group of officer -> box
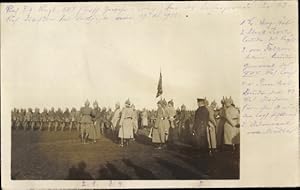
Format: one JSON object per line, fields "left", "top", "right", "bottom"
{"left": 149, "top": 96, "right": 240, "bottom": 155}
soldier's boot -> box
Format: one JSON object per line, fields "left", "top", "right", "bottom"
{"left": 69, "top": 122, "right": 73, "bottom": 132}
{"left": 81, "top": 133, "right": 85, "bottom": 144}
{"left": 54, "top": 122, "right": 58, "bottom": 132}
{"left": 101, "top": 123, "right": 105, "bottom": 135}
{"left": 31, "top": 122, "right": 35, "bottom": 131}
{"left": 39, "top": 122, "right": 43, "bottom": 131}
{"left": 66, "top": 123, "right": 70, "bottom": 131}
{"left": 208, "top": 149, "right": 214, "bottom": 156}
{"left": 119, "top": 138, "right": 124, "bottom": 147}
{"left": 13, "top": 122, "right": 17, "bottom": 130}
{"left": 61, "top": 123, "right": 65, "bottom": 131}
{"left": 19, "top": 122, "right": 24, "bottom": 130}
{"left": 19, "top": 122, "right": 23, "bottom": 130}
{"left": 43, "top": 122, "right": 46, "bottom": 131}
{"left": 48, "top": 122, "right": 51, "bottom": 131}
{"left": 37, "top": 122, "right": 40, "bottom": 130}
{"left": 85, "top": 133, "right": 89, "bottom": 144}
{"left": 11, "top": 121, "right": 14, "bottom": 130}
{"left": 14, "top": 122, "right": 18, "bottom": 130}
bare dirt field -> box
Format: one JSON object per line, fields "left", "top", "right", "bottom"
{"left": 11, "top": 129, "right": 239, "bottom": 180}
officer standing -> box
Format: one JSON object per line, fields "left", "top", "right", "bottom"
{"left": 151, "top": 100, "right": 168, "bottom": 149}
{"left": 177, "top": 104, "right": 191, "bottom": 143}
{"left": 205, "top": 99, "right": 217, "bottom": 155}
{"left": 140, "top": 108, "right": 148, "bottom": 129}
{"left": 192, "top": 98, "right": 210, "bottom": 153}
{"left": 166, "top": 100, "right": 176, "bottom": 144}
{"left": 92, "top": 101, "right": 102, "bottom": 139}
{"left": 118, "top": 99, "right": 135, "bottom": 147}
{"left": 224, "top": 97, "right": 240, "bottom": 152}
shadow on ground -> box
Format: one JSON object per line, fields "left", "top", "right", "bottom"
{"left": 122, "top": 159, "right": 157, "bottom": 179}
{"left": 97, "top": 162, "right": 131, "bottom": 180}
{"left": 67, "top": 161, "right": 94, "bottom": 180}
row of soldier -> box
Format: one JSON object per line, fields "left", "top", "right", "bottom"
{"left": 11, "top": 96, "right": 240, "bottom": 154}
{"left": 11, "top": 104, "right": 188, "bottom": 134}
{"left": 11, "top": 105, "right": 154, "bottom": 132}
{"left": 11, "top": 107, "right": 112, "bottom": 132}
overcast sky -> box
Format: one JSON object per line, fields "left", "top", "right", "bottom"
{"left": 2, "top": 5, "right": 240, "bottom": 110}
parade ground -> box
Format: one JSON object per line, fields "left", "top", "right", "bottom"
{"left": 11, "top": 129, "right": 239, "bottom": 180}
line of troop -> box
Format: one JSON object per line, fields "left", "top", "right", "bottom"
{"left": 11, "top": 96, "right": 240, "bottom": 155}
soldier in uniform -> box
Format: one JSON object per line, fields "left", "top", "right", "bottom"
{"left": 92, "top": 101, "right": 102, "bottom": 139}
{"left": 192, "top": 98, "right": 210, "bottom": 153}
{"left": 11, "top": 108, "right": 18, "bottom": 129}
{"left": 69, "top": 108, "right": 77, "bottom": 131}
{"left": 107, "top": 108, "right": 113, "bottom": 132}
{"left": 54, "top": 108, "right": 62, "bottom": 132}
{"left": 151, "top": 100, "right": 168, "bottom": 149}
{"left": 205, "top": 99, "right": 218, "bottom": 155}
{"left": 80, "top": 100, "right": 93, "bottom": 144}
{"left": 100, "top": 107, "right": 107, "bottom": 135}
{"left": 216, "top": 97, "right": 226, "bottom": 150}
{"left": 40, "top": 108, "right": 48, "bottom": 131}
{"left": 111, "top": 102, "right": 122, "bottom": 142}
{"left": 75, "top": 109, "right": 81, "bottom": 131}
{"left": 131, "top": 104, "right": 138, "bottom": 138}
{"left": 141, "top": 108, "right": 148, "bottom": 129}
{"left": 224, "top": 97, "right": 240, "bottom": 152}
{"left": 47, "top": 107, "right": 55, "bottom": 131}
{"left": 20, "top": 109, "right": 27, "bottom": 130}
{"left": 166, "top": 100, "right": 176, "bottom": 143}
{"left": 31, "top": 108, "right": 40, "bottom": 131}
{"left": 118, "top": 99, "right": 135, "bottom": 147}
{"left": 16, "top": 109, "right": 23, "bottom": 130}
{"left": 86, "top": 101, "right": 97, "bottom": 143}
{"left": 24, "top": 108, "right": 33, "bottom": 131}
{"left": 161, "top": 99, "right": 170, "bottom": 143}
{"left": 61, "top": 108, "right": 70, "bottom": 131}
{"left": 176, "top": 104, "right": 191, "bottom": 143}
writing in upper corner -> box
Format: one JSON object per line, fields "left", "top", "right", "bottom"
{"left": 1, "top": 1, "right": 294, "bottom": 24}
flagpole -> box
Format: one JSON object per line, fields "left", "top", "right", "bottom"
{"left": 160, "top": 67, "right": 162, "bottom": 101}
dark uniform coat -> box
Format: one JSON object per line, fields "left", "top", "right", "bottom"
{"left": 193, "top": 106, "right": 209, "bottom": 149}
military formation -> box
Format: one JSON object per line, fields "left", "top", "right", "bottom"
{"left": 11, "top": 96, "right": 240, "bottom": 155}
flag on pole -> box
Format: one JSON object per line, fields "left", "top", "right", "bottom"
{"left": 156, "top": 70, "right": 163, "bottom": 98}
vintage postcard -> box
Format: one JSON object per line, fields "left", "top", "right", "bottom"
{"left": 1, "top": 1, "right": 299, "bottom": 189}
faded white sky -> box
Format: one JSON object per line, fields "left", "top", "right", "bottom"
{"left": 2, "top": 3, "right": 240, "bottom": 110}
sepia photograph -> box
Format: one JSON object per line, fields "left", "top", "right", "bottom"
{"left": 6, "top": 2, "right": 240, "bottom": 181}
{"left": 1, "top": 1, "right": 298, "bottom": 188}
